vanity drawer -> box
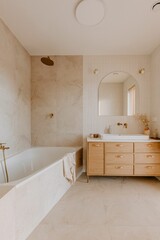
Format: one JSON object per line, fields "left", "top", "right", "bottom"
{"left": 135, "top": 153, "right": 160, "bottom": 164}
{"left": 134, "top": 164, "right": 160, "bottom": 176}
{"left": 105, "top": 153, "right": 133, "bottom": 164}
{"left": 105, "top": 165, "right": 133, "bottom": 176}
{"left": 105, "top": 142, "right": 133, "bottom": 153}
{"left": 88, "top": 142, "right": 104, "bottom": 153}
{"left": 134, "top": 142, "right": 160, "bottom": 153}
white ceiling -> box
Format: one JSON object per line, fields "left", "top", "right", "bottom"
{"left": 0, "top": 0, "right": 160, "bottom": 55}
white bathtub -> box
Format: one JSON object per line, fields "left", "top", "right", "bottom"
{"left": 0, "top": 147, "right": 83, "bottom": 240}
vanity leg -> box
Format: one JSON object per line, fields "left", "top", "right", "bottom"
{"left": 86, "top": 174, "right": 89, "bottom": 183}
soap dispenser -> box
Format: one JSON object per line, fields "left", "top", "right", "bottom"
{"left": 108, "top": 125, "right": 112, "bottom": 134}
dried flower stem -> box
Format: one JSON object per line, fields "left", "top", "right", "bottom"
{"left": 135, "top": 114, "right": 150, "bottom": 129}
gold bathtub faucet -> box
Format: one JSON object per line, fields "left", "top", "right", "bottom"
{"left": 0, "top": 143, "right": 10, "bottom": 183}
{"left": 0, "top": 143, "right": 10, "bottom": 150}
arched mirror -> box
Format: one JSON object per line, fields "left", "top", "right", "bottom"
{"left": 98, "top": 72, "right": 139, "bottom": 116}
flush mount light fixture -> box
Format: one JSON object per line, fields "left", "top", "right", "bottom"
{"left": 75, "top": 0, "right": 105, "bottom": 26}
{"left": 152, "top": 1, "right": 160, "bottom": 12}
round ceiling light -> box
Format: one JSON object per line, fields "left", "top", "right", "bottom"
{"left": 152, "top": 1, "right": 160, "bottom": 12}
{"left": 75, "top": 0, "right": 105, "bottom": 26}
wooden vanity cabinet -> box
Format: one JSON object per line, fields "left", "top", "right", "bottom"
{"left": 87, "top": 142, "right": 104, "bottom": 176}
{"left": 87, "top": 141, "right": 160, "bottom": 178}
{"left": 105, "top": 142, "right": 134, "bottom": 176}
{"left": 134, "top": 142, "right": 160, "bottom": 176}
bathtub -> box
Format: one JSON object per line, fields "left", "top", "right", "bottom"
{"left": 0, "top": 147, "right": 83, "bottom": 240}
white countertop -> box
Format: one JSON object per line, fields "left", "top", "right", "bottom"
{"left": 87, "top": 137, "right": 160, "bottom": 142}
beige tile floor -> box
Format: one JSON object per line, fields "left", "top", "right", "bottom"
{"left": 28, "top": 174, "right": 160, "bottom": 240}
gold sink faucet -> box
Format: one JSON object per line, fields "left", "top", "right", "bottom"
{"left": 117, "top": 122, "right": 123, "bottom": 126}
{"left": 117, "top": 122, "right": 128, "bottom": 128}
{"left": 123, "top": 123, "right": 128, "bottom": 128}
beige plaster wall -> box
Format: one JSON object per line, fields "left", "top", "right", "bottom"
{"left": 0, "top": 19, "right": 31, "bottom": 158}
{"left": 150, "top": 45, "right": 160, "bottom": 137}
{"left": 83, "top": 55, "right": 150, "bottom": 136}
{"left": 83, "top": 55, "right": 151, "bottom": 166}
{"left": 31, "top": 56, "right": 83, "bottom": 147}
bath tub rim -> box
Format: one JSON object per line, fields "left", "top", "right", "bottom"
{"left": 0, "top": 146, "right": 82, "bottom": 187}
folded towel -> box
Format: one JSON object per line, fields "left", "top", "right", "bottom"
{"left": 63, "top": 152, "right": 76, "bottom": 183}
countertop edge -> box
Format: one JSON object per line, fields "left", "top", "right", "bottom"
{"left": 87, "top": 137, "right": 160, "bottom": 142}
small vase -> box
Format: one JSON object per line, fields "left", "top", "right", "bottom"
{"left": 144, "top": 128, "right": 150, "bottom": 135}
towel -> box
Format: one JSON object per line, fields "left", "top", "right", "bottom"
{"left": 63, "top": 152, "right": 76, "bottom": 183}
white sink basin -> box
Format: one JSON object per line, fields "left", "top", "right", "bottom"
{"left": 101, "top": 134, "right": 149, "bottom": 140}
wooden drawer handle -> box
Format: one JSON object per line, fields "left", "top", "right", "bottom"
{"left": 116, "top": 155, "right": 124, "bottom": 158}
{"left": 116, "top": 144, "right": 123, "bottom": 147}
{"left": 92, "top": 144, "right": 101, "bottom": 147}
{"left": 146, "top": 155, "right": 154, "bottom": 158}
{"left": 146, "top": 166, "right": 153, "bottom": 169}
{"left": 115, "top": 166, "right": 123, "bottom": 169}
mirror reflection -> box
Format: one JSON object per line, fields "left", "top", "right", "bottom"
{"left": 98, "top": 72, "right": 138, "bottom": 116}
